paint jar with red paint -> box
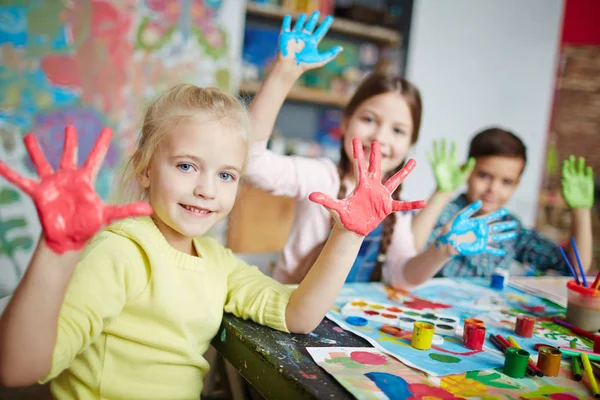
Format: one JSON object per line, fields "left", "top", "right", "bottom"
{"left": 566, "top": 280, "right": 600, "bottom": 332}
{"left": 514, "top": 315, "right": 535, "bottom": 338}
{"left": 463, "top": 323, "right": 486, "bottom": 350}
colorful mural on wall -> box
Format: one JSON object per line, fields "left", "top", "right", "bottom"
{"left": 0, "top": 0, "right": 245, "bottom": 296}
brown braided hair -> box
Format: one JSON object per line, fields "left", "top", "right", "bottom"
{"left": 294, "top": 72, "right": 423, "bottom": 282}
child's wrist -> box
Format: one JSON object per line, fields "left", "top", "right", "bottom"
{"left": 270, "top": 59, "right": 303, "bottom": 84}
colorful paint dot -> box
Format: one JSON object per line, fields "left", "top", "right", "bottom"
{"left": 346, "top": 316, "right": 368, "bottom": 326}
{"left": 352, "top": 301, "right": 367, "bottom": 307}
{"left": 400, "top": 317, "right": 416, "bottom": 323}
{"left": 386, "top": 306, "right": 402, "bottom": 313}
{"left": 382, "top": 313, "right": 396, "bottom": 319}
{"left": 380, "top": 325, "right": 404, "bottom": 337}
{"left": 421, "top": 313, "right": 438, "bottom": 320}
{"left": 369, "top": 304, "right": 385, "bottom": 310}
{"left": 364, "top": 310, "right": 379, "bottom": 316}
{"left": 404, "top": 311, "right": 420, "bottom": 316}
{"left": 436, "top": 324, "right": 455, "bottom": 330}
{"left": 429, "top": 353, "right": 461, "bottom": 363}
{"left": 350, "top": 351, "right": 388, "bottom": 365}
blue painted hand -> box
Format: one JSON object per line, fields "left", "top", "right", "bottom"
{"left": 278, "top": 11, "right": 343, "bottom": 67}
{"left": 436, "top": 200, "right": 518, "bottom": 258}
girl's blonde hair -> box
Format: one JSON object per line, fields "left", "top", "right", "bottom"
{"left": 119, "top": 83, "right": 251, "bottom": 202}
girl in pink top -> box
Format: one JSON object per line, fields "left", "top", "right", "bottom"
{"left": 245, "top": 12, "right": 517, "bottom": 287}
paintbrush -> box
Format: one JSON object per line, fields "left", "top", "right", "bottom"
{"left": 560, "top": 246, "right": 580, "bottom": 286}
{"left": 571, "top": 237, "right": 588, "bottom": 287}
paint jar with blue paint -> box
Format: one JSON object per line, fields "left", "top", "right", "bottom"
{"left": 490, "top": 268, "right": 509, "bottom": 290}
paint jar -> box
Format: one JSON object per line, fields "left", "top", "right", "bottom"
{"left": 463, "top": 323, "right": 486, "bottom": 351}
{"left": 411, "top": 322, "right": 434, "bottom": 350}
{"left": 536, "top": 346, "right": 562, "bottom": 377}
{"left": 504, "top": 347, "right": 530, "bottom": 378}
{"left": 462, "top": 318, "right": 484, "bottom": 342}
{"left": 490, "top": 268, "right": 509, "bottom": 290}
{"left": 514, "top": 315, "right": 535, "bottom": 338}
{"left": 566, "top": 280, "right": 600, "bottom": 332}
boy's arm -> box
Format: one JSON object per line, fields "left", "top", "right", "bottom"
{"left": 249, "top": 12, "right": 341, "bottom": 143}
{"left": 400, "top": 201, "right": 518, "bottom": 288}
{"left": 412, "top": 190, "right": 455, "bottom": 251}
{"left": 412, "top": 140, "right": 475, "bottom": 251}
{"left": 561, "top": 156, "right": 594, "bottom": 271}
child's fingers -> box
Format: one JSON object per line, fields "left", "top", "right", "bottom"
{"left": 281, "top": 15, "right": 291, "bottom": 32}
{"left": 0, "top": 161, "right": 37, "bottom": 196}
{"left": 481, "top": 207, "right": 508, "bottom": 223}
{"left": 432, "top": 140, "right": 439, "bottom": 161}
{"left": 311, "top": 46, "right": 342, "bottom": 65}
{"left": 384, "top": 158, "right": 416, "bottom": 193}
{"left": 59, "top": 125, "right": 78, "bottom": 170}
{"left": 304, "top": 10, "right": 319, "bottom": 33}
{"left": 293, "top": 13, "right": 307, "bottom": 32}
{"left": 586, "top": 165, "right": 594, "bottom": 180}
{"left": 490, "top": 220, "right": 518, "bottom": 233}
{"left": 313, "top": 15, "right": 334, "bottom": 41}
{"left": 440, "top": 138, "right": 447, "bottom": 159}
{"left": 103, "top": 202, "right": 153, "bottom": 224}
{"left": 393, "top": 199, "right": 426, "bottom": 212}
{"left": 457, "top": 200, "right": 482, "bottom": 220}
{"left": 486, "top": 246, "right": 506, "bottom": 257}
{"left": 352, "top": 138, "right": 367, "bottom": 181}
{"left": 83, "top": 127, "right": 112, "bottom": 181}
{"left": 23, "top": 134, "right": 53, "bottom": 178}
{"left": 368, "top": 141, "right": 381, "bottom": 180}
{"left": 462, "top": 157, "right": 476, "bottom": 176}
{"left": 308, "top": 192, "right": 341, "bottom": 213}
{"left": 450, "top": 140, "right": 457, "bottom": 163}
{"left": 577, "top": 156, "right": 585, "bottom": 175}
{"left": 491, "top": 231, "right": 517, "bottom": 243}
{"left": 562, "top": 158, "right": 571, "bottom": 179}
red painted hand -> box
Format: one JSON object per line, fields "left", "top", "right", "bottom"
{"left": 309, "top": 138, "right": 426, "bottom": 236}
{"left": 0, "top": 126, "right": 153, "bottom": 254}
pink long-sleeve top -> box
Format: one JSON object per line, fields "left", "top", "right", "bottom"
{"left": 243, "top": 140, "right": 416, "bottom": 287}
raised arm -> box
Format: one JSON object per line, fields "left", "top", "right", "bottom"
{"left": 412, "top": 139, "right": 475, "bottom": 251}
{"left": 401, "top": 201, "right": 518, "bottom": 288}
{"left": 285, "top": 139, "right": 426, "bottom": 332}
{"left": 561, "top": 155, "right": 594, "bottom": 272}
{"left": 249, "top": 11, "right": 342, "bottom": 143}
{"left": 0, "top": 126, "right": 151, "bottom": 386}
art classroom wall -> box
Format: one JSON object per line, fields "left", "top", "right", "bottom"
{"left": 0, "top": 0, "right": 247, "bottom": 299}
{"left": 403, "top": 0, "right": 564, "bottom": 228}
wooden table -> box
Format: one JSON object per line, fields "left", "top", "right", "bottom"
{"left": 211, "top": 313, "right": 371, "bottom": 399}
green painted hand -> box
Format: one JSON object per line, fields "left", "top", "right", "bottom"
{"left": 562, "top": 155, "right": 594, "bottom": 209}
{"left": 427, "top": 139, "right": 475, "bottom": 192}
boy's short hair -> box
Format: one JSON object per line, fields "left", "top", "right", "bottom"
{"left": 468, "top": 127, "right": 527, "bottom": 166}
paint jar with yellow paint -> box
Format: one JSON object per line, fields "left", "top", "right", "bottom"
{"left": 411, "top": 322, "right": 434, "bottom": 350}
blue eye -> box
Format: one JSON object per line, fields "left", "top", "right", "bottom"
{"left": 177, "top": 163, "right": 194, "bottom": 172}
{"left": 219, "top": 172, "right": 234, "bottom": 181}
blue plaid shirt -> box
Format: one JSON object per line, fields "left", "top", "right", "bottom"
{"left": 426, "top": 194, "right": 569, "bottom": 277}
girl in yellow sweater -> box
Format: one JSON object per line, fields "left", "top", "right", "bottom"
{"left": 0, "top": 80, "right": 424, "bottom": 397}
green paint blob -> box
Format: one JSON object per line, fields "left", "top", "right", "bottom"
{"left": 404, "top": 311, "right": 420, "bottom": 316}
{"left": 325, "top": 356, "right": 362, "bottom": 369}
{"left": 429, "top": 353, "right": 461, "bottom": 363}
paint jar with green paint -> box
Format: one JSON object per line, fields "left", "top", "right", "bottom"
{"left": 503, "top": 347, "right": 529, "bottom": 378}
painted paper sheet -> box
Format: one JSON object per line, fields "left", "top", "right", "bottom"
{"left": 308, "top": 346, "right": 590, "bottom": 400}
{"left": 325, "top": 279, "right": 588, "bottom": 376}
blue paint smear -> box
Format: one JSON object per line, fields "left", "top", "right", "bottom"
{"left": 365, "top": 372, "right": 412, "bottom": 400}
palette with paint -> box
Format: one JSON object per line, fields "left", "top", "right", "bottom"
{"left": 341, "top": 299, "right": 459, "bottom": 336}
